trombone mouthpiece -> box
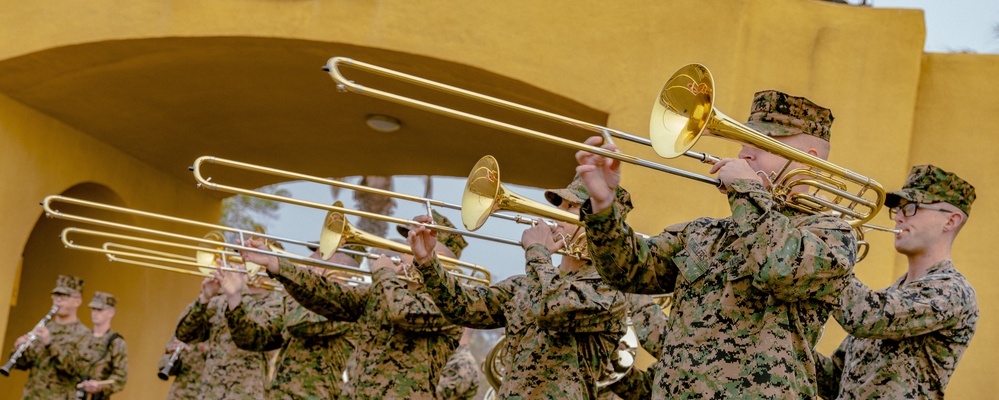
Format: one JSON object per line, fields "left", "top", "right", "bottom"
{"left": 322, "top": 66, "right": 330, "bottom": 72}
{"left": 188, "top": 166, "right": 194, "bottom": 171}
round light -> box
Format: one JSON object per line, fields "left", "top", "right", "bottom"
{"left": 366, "top": 114, "right": 401, "bottom": 133}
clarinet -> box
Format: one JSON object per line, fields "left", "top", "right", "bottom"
{"left": 1, "top": 305, "right": 59, "bottom": 376}
{"left": 157, "top": 345, "right": 184, "bottom": 380}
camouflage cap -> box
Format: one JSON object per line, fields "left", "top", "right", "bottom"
{"left": 396, "top": 210, "right": 468, "bottom": 258}
{"left": 88, "top": 291, "right": 118, "bottom": 309}
{"left": 886, "top": 164, "right": 976, "bottom": 216}
{"left": 544, "top": 175, "right": 589, "bottom": 207}
{"left": 51, "top": 274, "right": 84, "bottom": 295}
{"left": 744, "top": 90, "right": 834, "bottom": 142}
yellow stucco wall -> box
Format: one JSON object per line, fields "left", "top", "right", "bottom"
{"left": 0, "top": 0, "right": 995, "bottom": 398}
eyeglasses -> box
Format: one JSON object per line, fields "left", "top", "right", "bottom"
{"left": 888, "top": 203, "right": 953, "bottom": 219}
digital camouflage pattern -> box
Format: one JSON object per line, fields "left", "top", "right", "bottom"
{"left": 51, "top": 275, "right": 84, "bottom": 295}
{"left": 435, "top": 343, "right": 480, "bottom": 400}
{"left": 815, "top": 259, "right": 978, "bottom": 399}
{"left": 606, "top": 294, "right": 669, "bottom": 400}
{"left": 582, "top": 180, "right": 856, "bottom": 399}
{"left": 175, "top": 290, "right": 282, "bottom": 400}
{"left": 225, "top": 291, "right": 355, "bottom": 399}
{"left": 157, "top": 342, "right": 208, "bottom": 400}
{"left": 58, "top": 329, "right": 128, "bottom": 398}
{"left": 87, "top": 292, "right": 117, "bottom": 309}
{"left": 414, "top": 245, "right": 627, "bottom": 400}
{"left": 744, "top": 89, "right": 834, "bottom": 141}
{"left": 885, "top": 164, "right": 977, "bottom": 216}
{"left": 13, "top": 320, "right": 91, "bottom": 400}
{"left": 272, "top": 259, "right": 461, "bottom": 399}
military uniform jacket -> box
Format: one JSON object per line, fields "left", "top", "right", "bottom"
{"left": 582, "top": 180, "right": 856, "bottom": 399}
{"left": 226, "top": 291, "right": 355, "bottom": 400}
{"left": 607, "top": 294, "right": 669, "bottom": 400}
{"left": 157, "top": 343, "right": 207, "bottom": 400}
{"left": 816, "top": 259, "right": 978, "bottom": 399}
{"left": 60, "top": 329, "right": 128, "bottom": 399}
{"left": 415, "top": 245, "right": 627, "bottom": 400}
{"left": 436, "top": 343, "right": 480, "bottom": 400}
{"left": 272, "top": 260, "right": 461, "bottom": 399}
{"left": 175, "top": 291, "right": 282, "bottom": 400}
{"left": 13, "top": 320, "right": 91, "bottom": 400}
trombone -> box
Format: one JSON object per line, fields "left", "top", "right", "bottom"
{"left": 192, "top": 156, "right": 575, "bottom": 269}
{"left": 44, "top": 196, "right": 490, "bottom": 286}
{"left": 324, "top": 57, "right": 887, "bottom": 228}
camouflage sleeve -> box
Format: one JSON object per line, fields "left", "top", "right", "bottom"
{"left": 414, "top": 254, "right": 515, "bottom": 329}
{"left": 727, "top": 179, "right": 856, "bottom": 303}
{"left": 103, "top": 337, "right": 128, "bottom": 395}
{"left": 814, "top": 338, "right": 847, "bottom": 400}
{"left": 627, "top": 294, "right": 668, "bottom": 358}
{"left": 607, "top": 362, "right": 655, "bottom": 400}
{"left": 373, "top": 268, "right": 456, "bottom": 332}
{"left": 581, "top": 187, "right": 683, "bottom": 295}
{"left": 175, "top": 299, "right": 211, "bottom": 344}
{"left": 834, "top": 274, "right": 975, "bottom": 339}
{"left": 525, "top": 244, "right": 627, "bottom": 332}
{"left": 224, "top": 300, "right": 284, "bottom": 352}
{"left": 272, "top": 258, "right": 369, "bottom": 322}
{"left": 435, "top": 345, "right": 480, "bottom": 400}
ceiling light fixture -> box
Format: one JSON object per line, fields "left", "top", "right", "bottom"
{"left": 365, "top": 114, "right": 401, "bottom": 133}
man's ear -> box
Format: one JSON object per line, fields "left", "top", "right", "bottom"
{"left": 943, "top": 211, "right": 966, "bottom": 233}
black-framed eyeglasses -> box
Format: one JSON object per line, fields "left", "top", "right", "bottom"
{"left": 888, "top": 202, "right": 953, "bottom": 219}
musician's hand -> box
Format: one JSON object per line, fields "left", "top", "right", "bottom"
{"left": 575, "top": 136, "right": 620, "bottom": 214}
{"left": 407, "top": 215, "right": 437, "bottom": 265}
{"left": 81, "top": 380, "right": 102, "bottom": 394}
{"left": 218, "top": 264, "right": 248, "bottom": 311}
{"left": 521, "top": 221, "right": 564, "bottom": 254}
{"left": 34, "top": 326, "right": 51, "bottom": 346}
{"left": 709, "top": 158, "right": 762, "bottom": 192}
{"left": 14, "top": 334, "right": 29, "bottom": 347}
{"left": 239, "top": 238, "right": 280, "bottom": 274}
{"left": 166, "top": 337, "right": 185, "bottom": 353}
{"left": 198, "top": 275, "right": 220, "bottom": 304}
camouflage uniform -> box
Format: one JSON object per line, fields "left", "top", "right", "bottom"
{"left": 583, "top": 90, "right": 856, "bottom": 399}
{"left": 14, "top": 320, "right": 92, "bottom": 400}
{"left": 175, "top": 290, "right": 282, "bottom": 400}
{"left": 226, "top": 291, "right": 355, "bottom": 399}
{"left": 157, "top": 343, "right": 208, "bottom": 400}
{"left": 56, "top": 291, "right": 129, "bottom": 399}
{"left": 415, "top": 246, "right": 627, "bottom": 399}
{"left": 436, "top": 343, "right": 480, "bottom": 400}
{"left": 816, "top": 165, "right": 979, "bottom": 399}
{"left": 606, "top": 294, "right": 669, "bottom": 400}
{"left": 272, "top": 259, "right": 461, "bottom": 399}
{"left": 14, "top": 275, "right": 92, "bottom": 400}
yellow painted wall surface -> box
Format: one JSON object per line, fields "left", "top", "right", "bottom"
{"left": 0, "top": 0, "right": 995, "bottom": 398}
{"left": 0, "top": 94, "right": 221, "bottom": 398}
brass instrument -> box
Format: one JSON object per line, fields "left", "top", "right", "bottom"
{"left": 192, "top": 156, "right": 548, "bottom": 284}
{"left": 650, "top": 64, "right": 886, "bottom": 227}
{"left": 324, "top": 57, "right": 891, "bottom": 231}
{"left": 1, "top": 305, "right": 59, "bottom": 376}
{"left": 463, "top": 155, "right": 592, "bottom": 259}
{"left": 42, "top": 196, "right": 379, "bottom": 281}
{"left": 320, "top": 207, "right": 491, "bottom": 285}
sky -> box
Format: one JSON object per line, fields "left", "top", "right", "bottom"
{"left": 247, "top": 1, "right": 999, "bottom": 284}
{"left": 870, "top": 0, "right": 999, "bottom": 53}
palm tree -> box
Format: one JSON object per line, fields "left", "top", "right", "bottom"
{"left": 353, "top": 176, "right": 396, "bottom": 237}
